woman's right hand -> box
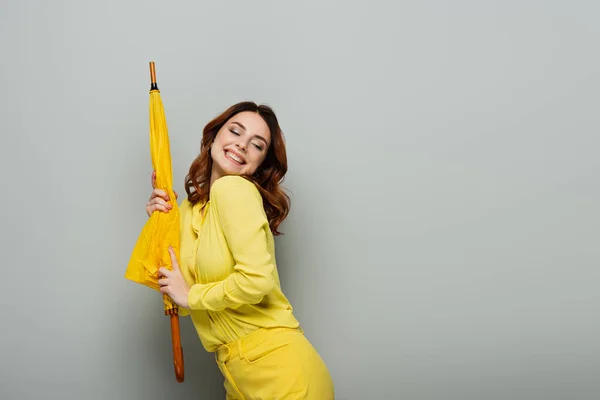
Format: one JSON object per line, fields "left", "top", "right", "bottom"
{"left": 146, "top": 170, "right": 178, "bottom": 217}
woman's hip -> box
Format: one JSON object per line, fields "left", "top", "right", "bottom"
{"left": 215, "top": 327, "right": 334, "bottom": 399}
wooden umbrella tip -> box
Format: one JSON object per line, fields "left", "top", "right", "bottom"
{"left": 149, "top": 61, "right": 158, "bottom": 89}
{"left": 149, "top": 62, "right": 156, "bottom": 82}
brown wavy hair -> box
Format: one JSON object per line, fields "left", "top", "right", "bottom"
{"left": 184, "top": 101, "right": 290, "bottom": 235}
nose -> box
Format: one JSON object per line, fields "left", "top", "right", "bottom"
{"left": 235, "top": 142, "right": 246, "bottom": 152}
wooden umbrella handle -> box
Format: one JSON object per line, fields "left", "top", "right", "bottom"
{"left": 170, "top": 314, "right": 185, "bottom": 382}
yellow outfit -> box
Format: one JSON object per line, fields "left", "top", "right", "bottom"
{"left": 178, "top": 175, "right": 334, "bottom": 399}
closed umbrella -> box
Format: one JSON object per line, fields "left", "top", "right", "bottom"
{"left": 125, "top": 61, "right": 184, "bottom": 383}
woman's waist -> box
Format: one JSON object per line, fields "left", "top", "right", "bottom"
{"left": 215, "top": 325, "right": 304, "bottom": 364}
{"left": 190, "top": 305, "right": 300, "bottom": 352}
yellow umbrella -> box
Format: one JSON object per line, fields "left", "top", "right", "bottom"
{"left": 124, "top": 61, "right": 184, "bottom": 383}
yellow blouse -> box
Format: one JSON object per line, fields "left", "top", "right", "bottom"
{"left": 177, "top": 175, "right": 299, "bottom": 352}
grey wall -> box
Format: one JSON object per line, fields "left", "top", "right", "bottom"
{"left": 2, "top": 1, "right": 599, "bottom": 399}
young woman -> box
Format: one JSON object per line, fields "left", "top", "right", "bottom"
{"left": 146, "top": 101, "right": 334, "bottom": 399}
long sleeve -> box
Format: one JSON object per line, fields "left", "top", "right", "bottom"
{"left": 186, "top": 176, "right": 275, "bottom": 311}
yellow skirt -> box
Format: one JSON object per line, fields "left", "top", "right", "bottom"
{"left": 215, "top": 327, "right": 334, "bottom": 399}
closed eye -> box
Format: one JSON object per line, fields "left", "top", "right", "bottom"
{"left": 252, "top": 143, "right": 263, "bottom": 150}
{"left": 229, "top": 129, "right": 240, "bottom": 136}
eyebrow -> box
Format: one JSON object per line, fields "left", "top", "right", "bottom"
{"left": 231, "top": 121, "right": 268, "bottom": 145}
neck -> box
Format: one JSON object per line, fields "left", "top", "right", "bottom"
{"left": 209, "top": 164, "right": 222, "bottom": 191}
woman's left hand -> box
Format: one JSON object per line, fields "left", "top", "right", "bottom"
{"left": 158, "top": 246, "right": 190, "bottom": 309}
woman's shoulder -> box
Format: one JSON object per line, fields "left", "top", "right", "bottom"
{"left": 211, "top": 175, "right": 261, "bottom": 202}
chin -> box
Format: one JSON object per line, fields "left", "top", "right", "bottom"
{"left": 218, "top": 163, "right": 244, "bottom": 176}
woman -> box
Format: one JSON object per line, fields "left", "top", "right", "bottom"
{"left": 146, "top": 101, "right": 334, "bottom": 399}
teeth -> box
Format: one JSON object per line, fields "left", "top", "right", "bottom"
{"left": 226, "top": 151, "right": 244, "bottom": 164}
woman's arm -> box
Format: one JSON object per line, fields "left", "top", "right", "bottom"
{"left": 186, "top": 176, "right": 275, "bottom": 311}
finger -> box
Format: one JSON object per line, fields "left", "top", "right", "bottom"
{"left": 146, "top": 206, "right": 156, "bottom": 217}
{"left": 146, "top": 204, "right": 170, "bottom": 216}
{"left": 158, "top": 267, "right": 170, "bottom": 277}
{"left": 148, "top": 198, "right": 173, "bottom": 214}
{"left": 160, "top": 286, "right": 169, "bottom": 294}
{"left": 168, "top": 246, "right": 179, "bottom": 270}
{"left": 151, "top": 197, "right": 172, "bottom": 209}
{"left": 150, "top": 188, "right": 170, "bottom": 202}
{"left": 158, "top": 278, "right": 169, "bottom": 286}
{"left": 151, "top": 170, "right": 156, "bottom": 189}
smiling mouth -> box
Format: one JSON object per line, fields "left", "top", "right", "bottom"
{"left": 225, "top": 150, "right": 246, "bottom": 165}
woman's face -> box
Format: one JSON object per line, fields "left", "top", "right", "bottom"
{"left": 210, "top": 111, "right": 272, "bottom": 181}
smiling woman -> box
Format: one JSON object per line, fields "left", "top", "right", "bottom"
{"left": 184, "top": 102, "right": 291, "bottom": 235}
{"left": 148, "top": 101, "right": 335, "bottom": 399}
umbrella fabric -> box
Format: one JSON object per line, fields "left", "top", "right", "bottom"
{"left": 125, "top": 82, "right": 180, "bottom": 312}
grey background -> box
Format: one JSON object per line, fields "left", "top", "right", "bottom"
{"left": 1, "top": 1, "right": 599, "bottom": 399}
